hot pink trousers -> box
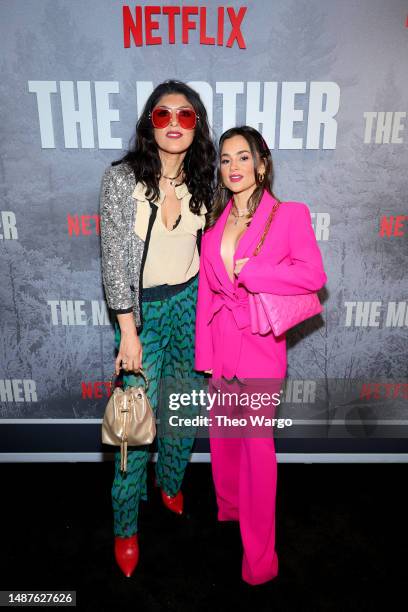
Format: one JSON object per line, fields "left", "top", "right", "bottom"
{"left": 209, "top": 377, "right": 279, "bottom": 585}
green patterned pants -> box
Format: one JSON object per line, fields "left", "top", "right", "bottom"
{"left": 112, "top": 276, "right": 201, "bottom": 536}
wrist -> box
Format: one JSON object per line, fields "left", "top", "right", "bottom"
{"left": 118, "top": 322, "right": 138, "bottom": 336}
{"left": 117, "top": 312, "right": 138, "bottom": 337}
{"left": 121, "top": 327, "right": 138, "bottom": 337}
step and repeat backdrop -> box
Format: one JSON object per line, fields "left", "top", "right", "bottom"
{"left": 0, "top": 0, "right": 407, "bottom": 459}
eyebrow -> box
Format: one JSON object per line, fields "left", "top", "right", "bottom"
{"left": 158, "top": 105, "right": 193, "bottom": 109}
{"left": 221, "top": 150, "right": 251, "bottom": 157}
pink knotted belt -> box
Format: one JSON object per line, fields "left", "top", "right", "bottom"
{"left": 207, "top": 292, "right": 251, "bottom": 378}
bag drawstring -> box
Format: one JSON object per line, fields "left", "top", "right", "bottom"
{"left": 120, "top": 439, "right": 128, "bottom": 473}
{"left": 120, "top": 394, "right": 129, "bottom": 473}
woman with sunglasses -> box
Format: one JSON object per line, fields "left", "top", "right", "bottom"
{"left": 100, "top": 80, "right": 216, "bottom": 577}
{"left": 195, "top": 126, "right": 327, "bottom": 585}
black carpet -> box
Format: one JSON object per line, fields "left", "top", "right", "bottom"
{"left": 0, "top": 461, "right": 406, "bottom": 611}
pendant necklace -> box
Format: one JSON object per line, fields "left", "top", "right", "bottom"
{"left": 162, "top": 163, "right": 184, "bottom": 186}
{"left": 231, "top": 204, "right": 250, "bottom": 226}
{"left": 160, "top": 164, "right": 183, "bottom": 230}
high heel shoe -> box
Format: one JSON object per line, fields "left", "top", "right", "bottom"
{"left": 154, "top": 479, "right": 184, "bottom": 515}
{"left": 161, "top": 489, "right": 184, "bottom": 515}
{"left": 114, "top": 535, "right": 139, "bottom": 577}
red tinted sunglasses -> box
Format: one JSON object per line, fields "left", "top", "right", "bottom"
{"left": 150, "top": 106, "right": 198, "bottom": 130}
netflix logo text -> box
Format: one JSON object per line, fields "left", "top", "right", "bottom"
{"left": 123, "top": 5, "right": 247, "bottom": 48}
{"left": 360, "top": 383, "right": 408, "bottom": 400}
{"left": 379, "top": 215, "right": 407, "bottom": 237}
{"left": 81, "top": 380, "right": 121, "bottom": 399}
{"left": 68, "top": 214, "right": 100, "bottom": 236}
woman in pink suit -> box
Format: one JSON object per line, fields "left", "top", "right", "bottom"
{"left": 195, "top": 126, "right": 327, "bottom": 585}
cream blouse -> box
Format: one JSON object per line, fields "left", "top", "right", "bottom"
{"left": 132, "top": 181, "right": 207, "bottom": 289}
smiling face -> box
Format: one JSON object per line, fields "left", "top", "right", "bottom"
{"left": 219, "top": 134, "right": 265, "bottom": 195}
{"left": 152, "top": 93, "right": 196, "bottom": 155}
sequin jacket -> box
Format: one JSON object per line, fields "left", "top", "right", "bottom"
{"left": 99, "top": 161, "right": 204, "bottom": 331}
{"left": 100, "top": 162, "right": 146, "bottom": 328}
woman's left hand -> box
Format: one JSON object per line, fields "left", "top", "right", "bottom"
{"left": 234, "top": 257, "right": 250, "bottom": 277}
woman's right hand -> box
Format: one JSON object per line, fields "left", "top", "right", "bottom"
{"left": 115, "top": 330, "right": 143, "bottom": 375}
{"left": 204, "top": 370, "right": 212, "bottom": 375}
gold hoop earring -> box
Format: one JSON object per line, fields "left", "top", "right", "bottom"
{"left": 258, "top": 172, "right": 265, "bottom": 182}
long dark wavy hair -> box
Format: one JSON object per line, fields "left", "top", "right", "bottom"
{"left": 206, "top": 126, "right": 279, "bottom": 229}
{"left": 112, "top": 80, "right": 216, "bottom": 214}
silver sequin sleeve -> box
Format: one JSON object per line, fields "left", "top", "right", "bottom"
{"left": 99, "top": 166, "right": 133, "bottom": 315}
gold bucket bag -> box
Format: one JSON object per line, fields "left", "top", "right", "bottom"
{"left": 102, "top": 369, "right": 156, "bottom": 473}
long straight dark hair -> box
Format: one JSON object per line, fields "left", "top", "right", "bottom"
{"left": 113, "top": 80, "right": 216, "bottom": 214}
{"left": 206, "top": 126, "right": 279, "bottom": 229}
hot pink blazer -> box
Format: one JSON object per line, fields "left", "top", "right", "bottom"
{"left": 195, "top": 189, "right": 327, "bottom": 379}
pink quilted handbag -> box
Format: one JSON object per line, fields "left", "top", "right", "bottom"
{"left": 248, "top": 291, "right": 322, "bottom": 336}
{"left": 247, "top": 199, "right": 323, "bottom": 337}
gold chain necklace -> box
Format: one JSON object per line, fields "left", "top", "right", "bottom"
{"left": 231, "top": 204, "right": 250, "bottom": 226}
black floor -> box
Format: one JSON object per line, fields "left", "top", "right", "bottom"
{"left": 0, "top": 461, "right": 406, "bottom": 611}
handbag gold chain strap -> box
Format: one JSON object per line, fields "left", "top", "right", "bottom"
{"left": 252, "top": 199, "right": 281, "bottom": 257}
{"left": 110, "top": 367, "right": 150, "bottom": 393}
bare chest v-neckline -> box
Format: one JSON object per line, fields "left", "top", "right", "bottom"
{"left": 219, "top": 211, "right": 250, "bottom": 285}
{"left": 159, "top": 194, "right": 182, "bottom": 232}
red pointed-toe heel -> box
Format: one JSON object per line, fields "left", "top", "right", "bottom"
{"left": 114, "top": 535, "right": 139, "bottom": 577}
{"left": 161, "top": 489, "right": 184, "bottom": 515}
{"left": 154, "top": 478, "right": 184, "bottom": 515}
